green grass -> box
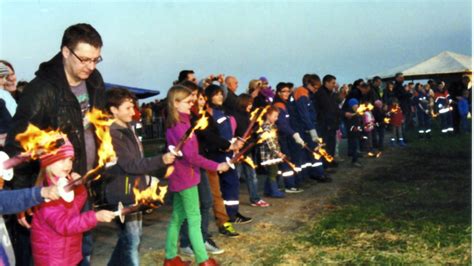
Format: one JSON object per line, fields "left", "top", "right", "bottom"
{"left": 265, "top": 132, "right": 471, "bottom": 265}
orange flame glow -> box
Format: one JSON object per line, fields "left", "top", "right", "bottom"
{"left": 15, "top": 124, "right": 65, "bottom": 159}
{"left": 256, "top": 106, "right": 270, "bottom": 127}
{"left": 84, "top": 108, "right": 117, "bottom": 181}
{"left": 356, "top": 103, "right": 374, "bottom": 115}
{"left": 133, "top": 180, "right": 168, "bottom": 207}
{"left": 192, "top": 109, "right": 209, "bottom": 132}
{"left": 318, "top": 147, "right": 334, "bottom": 162}
{"left": 256, "top": 128, "right": 277, "bottom": 144}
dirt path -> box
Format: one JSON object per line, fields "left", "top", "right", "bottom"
{"left": 91, "top": 146, "right": 396, "bottom": 265}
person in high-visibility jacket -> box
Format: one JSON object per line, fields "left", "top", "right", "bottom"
{"left": 288, "top": 74, "right": 331, "bottom": 183}
{"left": 273, "top": 82, "right": 305, "bottom": 193}
{"left": 434, "top": 81, "right": 453, "bottom": 134}
{"left": 414, "top": 84, "right": 432, "bottom": 138}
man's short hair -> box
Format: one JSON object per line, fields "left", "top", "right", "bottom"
{"left": 179, "top": 80, "right": 200, "bottom": 92}
{"left": 302, "top": 74, "right": 320, "bottom": 87}
{"left": 61, "top": 23, "right": 103, "bottom": 50}
{"left": 323, "top": 74, "right": 336, "bottom": 85}
{"left": 106, "top": 87, "right": 137, "bottom": 113}
{"left": 395, "top": 72, "right": 404, "bottom": 78}
{"left": 372, "top": 76, "right": 381, "bottom": 82}
{"left": 178, "top": 70, "right": 194, "bottom": 83}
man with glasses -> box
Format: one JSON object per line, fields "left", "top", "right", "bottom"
{"left": 5, "top": 23, "right": 106, "bottom": 266}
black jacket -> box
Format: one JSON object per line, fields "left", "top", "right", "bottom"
{"left": 223, "top": 90, "right": 239, "bottom": 116}
{"left": 195, "top": 109, "right": 231, "bottom": 159}
{"left": 314, "top": 86, "right": 340, "bottom": 129}
{"left": 100, "top": 123, "right": 165, "bottom": 205}
{"left": 5, "top": 52, "right": 106, "bottom": 188}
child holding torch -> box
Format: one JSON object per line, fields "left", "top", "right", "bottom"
{"left": 31, "top": 137, "right": 115, "bottom": 266}
{"left": 164, "top": 85, "right": 229, "bottom": 266}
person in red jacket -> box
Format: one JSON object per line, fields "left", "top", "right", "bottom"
{"left": 31, "top": 138, "right": 115, "bottom": 266}
{"left": 389, "top": 98, "right": 406, "bottom": 147}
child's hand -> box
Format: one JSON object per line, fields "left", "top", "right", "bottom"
{"left": 162, "top": 152, "right": 176, "bottom": 165}
{"left": 41, "top": 186, "right": 60, "bottom": 201}
{"left": 217, "top": 162, "right": 230, "bottom": 173}
{"left": 17, "top": 210, "right": 33, "bottom": 229}
{"left": 95, "top": 210, "right": 116, "bottom": 223}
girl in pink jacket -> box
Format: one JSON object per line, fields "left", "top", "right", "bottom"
{"left": 31, "top": 138, "right": 115, "bottom": 266}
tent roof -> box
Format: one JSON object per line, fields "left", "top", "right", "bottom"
{"left": 104, "top": 82, "right": 160, "bottom": 99}
{"left": 374, "top": 51, "right": 472, "bottom": 80}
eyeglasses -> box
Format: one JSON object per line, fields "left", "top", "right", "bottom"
{"left": 68, "top": 47, "right": 103, "bottom": 65}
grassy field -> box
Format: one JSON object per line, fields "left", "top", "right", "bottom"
{"left": 262, "top": 132, "right": 471, "bottom": 265}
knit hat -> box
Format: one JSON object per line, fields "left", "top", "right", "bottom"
{"left": 40, "top": 139, "right": 75, "bottom": 168}
{"left": 374, "top": 100, "right": 383, "bottom": 108}
{"left": 204, "top": 84, "right": 223, "bottom": 103}
{"left": 348, "top": 98, "right": 359, "bottom": 108}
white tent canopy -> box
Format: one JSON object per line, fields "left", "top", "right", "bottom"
{"left": 374, "top": 51, "right": 472, "bottom": 80}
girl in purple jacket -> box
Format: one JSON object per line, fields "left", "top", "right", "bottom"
{"left": 164, "top": 85, "right": 229, "bottom": 266}
{"left": 31, "top": 138, "right": 115, "bottom": 266}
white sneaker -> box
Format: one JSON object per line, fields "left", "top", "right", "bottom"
{"left": 179, "top": 246, "right": 194, "bottom": 257}
{"left": 205, "top": 239, "right": 225, "bottom": 255}
{"left": 285, "top": 187, "right": 304, "bottom": 193}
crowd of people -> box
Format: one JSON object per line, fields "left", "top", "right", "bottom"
{"left": 0, "top": 23, "right": 471, "bottom": 266}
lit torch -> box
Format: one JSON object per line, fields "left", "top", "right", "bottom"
{"left": 114, "top": 179, "right": 168, "bottom": 223}
{"left": 226, "top": 128, "right": 275, "bottom": 169}
{"left": 0, "top": 124, "right": 66, "bottom": 181}
{"left": 169, "top": 109, "right": 209, "bottom": 157}
{"left": 63, "top": 109, "right": 117, "bottom": 194}
{"left": 356, "top": 103, "right": 374, "bottom": 115}
{"left": 240, "top": 106, "right": 270, "bottom": 141}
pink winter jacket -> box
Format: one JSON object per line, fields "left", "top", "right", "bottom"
{"left": 31, "top": 185, "right": 97, "bottom": 266}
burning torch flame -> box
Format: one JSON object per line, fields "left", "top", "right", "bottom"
{"left": 256, "top": 128, "right": 277, "bottom": 144}
{"left": 133, "top": 180, "right": 168, "bottom": 207}
{"left": 192, "top": 109, "right": 209, "bottom": 132}
{"left": 256, "top": 106, "right": 270, "bottom": 127}
{"left": 15, "top": 124, "right": 65, "bottom": 159}
{"left": 84, "top": 108, "right": 117, "bottom": 181}
{"left": 356, "top": 103, "right": 374, "bottom": 115}
{"left": 384, "top": 117, "right": 391, "bottom": 124}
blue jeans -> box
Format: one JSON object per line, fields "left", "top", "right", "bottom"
{"left": 108, "top": 212, "right": 143, "bottom": 266}
{"left": 180, "top": 169, "right": 213, "bottom": 247}
{"left": 236, "top": 163, "right": 260, "bottom": 203}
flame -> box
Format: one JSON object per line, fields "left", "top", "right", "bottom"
{"left": 318, "top": 147, "right": 334, "bottom": 162}
{"left": 192, "top": 109, "right": 209, "bottom": 132}
{"left": 249, "top": 107, "right": 260, "bottom": 121}
{"left": 390, "top": 105, "right": 401, "bottom": 113}
{"left": 15, "top": 124, "right": 65, "bottom": 159}
{"left": 242, "top": 156, "right": 257, "bottom": 169}
{"left": 84, "top": 108, "right": 117, "bottom": 181}
{"left": 256, "top": 128, "right": 277, "bottom": 144}
{"left": 384, "top": 117, "right": 391, "bottom": 124}
{"left": 133, "top": 180, "right": 168, "bottom": 207}
{"left": 256, "top": 106, "right": 270, "bottom": 127}
{"left": 376, "top": 152, "right": 382, "bottom": 158}
{"left": 164, "top": 166, "right": 174, "bottom": 178}
{"left": 356, "top": 103, "right": 374, "bottom": 115}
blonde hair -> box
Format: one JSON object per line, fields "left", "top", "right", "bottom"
{"left": 166, "top": 85, "right": 192, "bottom": 128}
{"left": 248, "top": 79, "right": 262, "bottom": 94}
{"left": 35, "top": 168, "right": 48, "bottom": 187}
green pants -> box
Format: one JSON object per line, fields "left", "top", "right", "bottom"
{"left": 165, "top": 186, "right": 208, "bottom": 263}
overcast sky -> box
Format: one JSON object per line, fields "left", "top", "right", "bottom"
{"left": 0, "top": 0, "right": 472, "bottom": 110}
